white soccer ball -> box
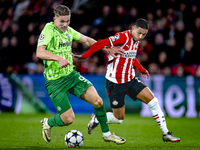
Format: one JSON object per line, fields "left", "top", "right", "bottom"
{"left": 64, "top": 130, "right": 84, "bottom": 148}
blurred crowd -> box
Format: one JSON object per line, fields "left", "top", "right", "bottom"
{"left": 0, "top": 0, "right": 200, "bottom": 76}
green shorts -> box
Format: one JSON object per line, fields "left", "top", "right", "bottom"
{"left": 45, "top": 70, "right": 93, "bottom": 114}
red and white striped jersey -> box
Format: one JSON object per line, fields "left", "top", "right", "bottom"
{"left": 106, "top": 30, "right": 141, "bottom": 84}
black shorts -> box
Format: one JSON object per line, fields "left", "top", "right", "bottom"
{"left": 106, "top": 77, "right": 146, "bottom": 108}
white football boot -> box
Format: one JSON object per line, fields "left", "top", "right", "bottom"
{"left": 163, "top": 132, "right": 180, "bottom": 143}
{"left": 103, "top": 133, "right": 126, "bottom": 145}
{"left": 41, "top": 118, "right": 52, "bottom": 143}
{"left": 87, "top": 114, "right": 99, "bottom": 134}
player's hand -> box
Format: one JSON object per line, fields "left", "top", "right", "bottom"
{"left": 141, "top": 70, "right": 150, "bottom": 79}
{"left": 72, "top": 53, "right": 83, "bottom": 59}
{"left": 58, "top": 57, "right": 71, "bottom": 68}
{"left": 103, "top": 46, "right": 124, "bottom": 58}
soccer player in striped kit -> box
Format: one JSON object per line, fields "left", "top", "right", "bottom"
{"left": 73, "top": 18, "right": 180, "bottom": 143}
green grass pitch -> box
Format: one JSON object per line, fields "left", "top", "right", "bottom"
{"left": 0, "top": 112, "right": 199, "bottom": 150}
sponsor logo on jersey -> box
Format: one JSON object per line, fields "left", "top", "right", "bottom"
{"left": 122, "top": 51, "right": 137, "bottom": 58}
{"left": 59, "top": 41, "right": 71, "bottom": 47}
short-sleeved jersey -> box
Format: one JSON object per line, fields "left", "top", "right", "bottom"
{"left": 37, "top": 22, "right": 81, "bottom": 80}
{"left": 106, "top": 30, "right": 141, "bottom": 84}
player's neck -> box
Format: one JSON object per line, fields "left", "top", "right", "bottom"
{"left": 130, "top": 30, "right": 136, "bottom": 42}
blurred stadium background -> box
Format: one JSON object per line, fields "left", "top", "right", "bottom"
{"left": 0, "top": 0, "right": 200, "bottom": 118}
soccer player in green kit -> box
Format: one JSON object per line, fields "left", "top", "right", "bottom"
{"left": 36, "top": 4, "right": 125, "bottom": 145}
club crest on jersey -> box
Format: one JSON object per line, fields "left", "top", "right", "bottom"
{"left": 39, "top": 34, "right": 44, "bottom": 40}
{"left": 65, "top": 33, "right": 71, "bottom": 38}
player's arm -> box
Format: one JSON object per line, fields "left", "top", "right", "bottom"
{"left": 73, "top": 38, "right": 111, "bottom": 59}
{"left": 101, "top": 46, "right": 124, "bottom": 58}
{"left": 36, "top": 45, "right": 70, "bottom": 68}
{"left": 133, "top": 58, "right": 149, "bottom": 79}
{"left": 82, "top": 38, "right": 111, "bottom": 59}
{"left": 75, "top": 34, "right": 124, "bottom": 58}
{"left": 77, "top": 33, "right": 97, "bottom": 47}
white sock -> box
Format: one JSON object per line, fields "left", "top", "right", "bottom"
{"left": 103, "top": 131, "right": 111, "bottom": 137}
{"left": 46, "top": 119, "right": 51, "bottom": 129}
{"left": 95, "top": 112, "right": 123, "bottom": 124}
{"left": 147, "top": 97, "right": 168, "bottom": 135}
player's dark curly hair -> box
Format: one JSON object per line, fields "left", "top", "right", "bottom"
{"left": 135, "top": 18, "right": 149, "bottom": 29}
{"left": 54, "top": 5, "right": 71, "bottom": 17}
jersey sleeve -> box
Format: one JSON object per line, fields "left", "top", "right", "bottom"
{"left": 108, "top": 32, "right": 127, "bottom": 47}
{"left": 68, "top": 26, "right": 81, "bottom": 41}
{"left": 133, "top": 58, "right": 146, "bottom": 73}
{"left": 37, "top": 25, "right": 54, "bottom": 47}
{"left": 82, "top": 38, "right": 110, "bottom": 59}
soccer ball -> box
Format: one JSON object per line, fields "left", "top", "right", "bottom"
{"left": 64, "top": 130, "right": 84, "bottom": 148}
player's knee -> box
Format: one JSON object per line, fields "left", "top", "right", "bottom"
{"left": 92, "top": 96, "right": 103, "bottom": 107}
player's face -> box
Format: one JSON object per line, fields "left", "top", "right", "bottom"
{"left": 53, "top": 15, "right": 70, "bottom": 32}
{"left": 131, "top": 26, "right": 148, "bottom": 41}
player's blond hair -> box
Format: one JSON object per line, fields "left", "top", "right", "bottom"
{"left": 54, "top": 5, "right": 71, "bottom": 17}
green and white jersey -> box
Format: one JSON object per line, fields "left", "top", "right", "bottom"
{"left": 37, "top": 22, "right": 81, "bottom": 80}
